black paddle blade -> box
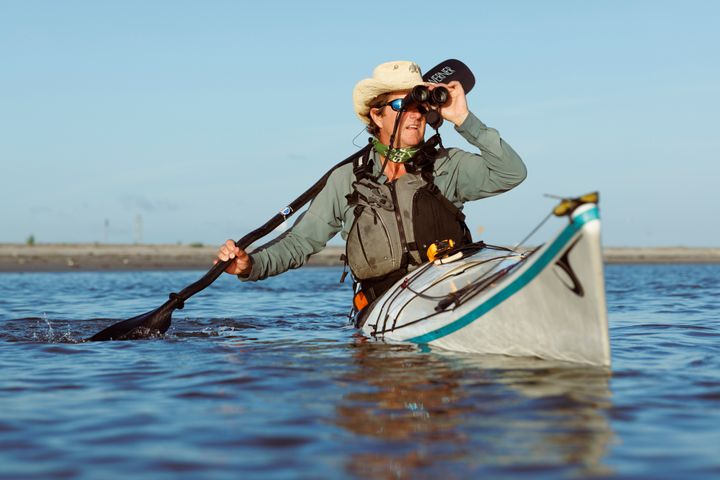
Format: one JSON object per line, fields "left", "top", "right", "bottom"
{"left": 87, "top": 299, "right": 176, "bottom": 341}
{"left": 423, "top": 59, "right": 476, "bottom": 94}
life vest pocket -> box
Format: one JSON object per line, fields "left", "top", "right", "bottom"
{"left": 346, "top": 206, "right": 403, "bottom": 280}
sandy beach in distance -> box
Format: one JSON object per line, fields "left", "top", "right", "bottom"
{"left": 1, "top": 243, "right": 719, "bottom": 272}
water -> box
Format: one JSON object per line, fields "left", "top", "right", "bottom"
{"left": 0, "top": 265, "right": 719, "bottom": 479}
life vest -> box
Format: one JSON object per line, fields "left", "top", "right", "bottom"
{"left": 345, "top": 146, "right": 471, "bottom": 300}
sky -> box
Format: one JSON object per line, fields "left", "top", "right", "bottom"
{"left": 1, "top": 0, "right": 718, "bottom": 247}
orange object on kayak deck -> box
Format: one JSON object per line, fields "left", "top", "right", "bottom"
{"left": 427, "top": 239, "right": 455, "bottom": 262}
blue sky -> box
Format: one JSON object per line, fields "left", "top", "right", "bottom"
{"left": 1, "top": 0, "right": 718, "bottom": 247}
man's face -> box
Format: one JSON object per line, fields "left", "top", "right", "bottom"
{"left": 371, "top": 91, "right": 427, "bottom": 148}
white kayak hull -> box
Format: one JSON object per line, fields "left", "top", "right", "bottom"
{"left": 360, "top": 203, "right": 610, "bottom": 367}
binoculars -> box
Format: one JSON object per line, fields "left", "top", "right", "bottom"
{"left": 407, "top": 85, "right": 449, "bottom": 107}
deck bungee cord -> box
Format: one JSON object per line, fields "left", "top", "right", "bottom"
{"left": 366, "top": 246, "right": 524, "bottom": 337}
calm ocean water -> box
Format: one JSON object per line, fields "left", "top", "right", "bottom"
{"left": 1, "top": 264, "right": 719, "bottom": 479}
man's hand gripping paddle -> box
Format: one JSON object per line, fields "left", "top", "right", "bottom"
{"left": 88, "top": 59, "right": 475, "bottom": 341}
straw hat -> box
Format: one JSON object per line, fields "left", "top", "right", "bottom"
{"left": 353, "top": 61, "right": 424, "bottom": 124}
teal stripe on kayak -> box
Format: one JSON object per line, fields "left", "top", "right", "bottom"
{"left": 408, "top": 206, "right": 600, "bottom": 345}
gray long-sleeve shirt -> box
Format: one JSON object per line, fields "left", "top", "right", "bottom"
{"left": 243, "top": 111, "right": 527, "bottom": 281}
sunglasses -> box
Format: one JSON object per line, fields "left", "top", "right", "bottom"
{"left": 377, "top": 98, "right": 427, "bottom": 114}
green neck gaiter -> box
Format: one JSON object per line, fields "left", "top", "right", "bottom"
{"left": 372, "top": 138, "right": 420, "bottom": 164}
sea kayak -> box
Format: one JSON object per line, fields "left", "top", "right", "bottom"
{"left": 359, "top": 195, "right": 610, "bottom": 367}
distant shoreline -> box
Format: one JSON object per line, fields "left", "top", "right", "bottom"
{"left": 0, "top": 243, "right": 718, "bottom": 272}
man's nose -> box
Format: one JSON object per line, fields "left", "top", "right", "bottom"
{"left": 404, "top": 107, "right": 424, "bottom": 117}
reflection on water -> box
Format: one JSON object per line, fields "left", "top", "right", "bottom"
{"left": 336, "top": 339, "right": 614, "bottom": 478}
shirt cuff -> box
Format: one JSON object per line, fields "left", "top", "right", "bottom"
{"left": 454, "top": 111, "right": 486, "bottom": 138}
{"left": 237, "top": 253, "right": 261, "bottom": 282}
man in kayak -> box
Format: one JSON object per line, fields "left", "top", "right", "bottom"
{"left": 217, "top": 60, "right": 526, "bottom": 310}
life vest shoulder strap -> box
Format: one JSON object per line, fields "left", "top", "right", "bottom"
{"left": 352, "top": 139, "right": 374, "bottom": 181}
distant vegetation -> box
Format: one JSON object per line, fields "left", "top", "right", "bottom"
{"left": 26, "top": 235, "right": 35, "bottom": 246}
{"left": 188, "top": 242, "right": 204, "bottom": 248}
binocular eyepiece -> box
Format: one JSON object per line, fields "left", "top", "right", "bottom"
{"left": 406, "top": 85, "right": 449, "bottom": 107}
